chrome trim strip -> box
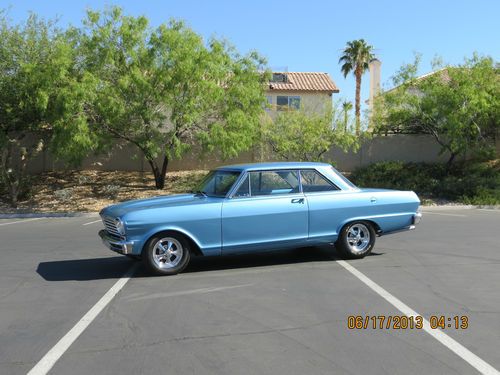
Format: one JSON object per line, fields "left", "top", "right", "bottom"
{"left": 227, "top": 171, "right": 248, "bottom": 198}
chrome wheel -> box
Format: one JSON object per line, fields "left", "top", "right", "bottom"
{"left": 346, "top": 223, "right": 371, "bottom": 253}
{"left": 152, "top": 237, "right": 183, "bottom": 269}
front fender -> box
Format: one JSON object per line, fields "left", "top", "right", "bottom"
{"left": 134, "top": 225, "right": 221, "bottom": 257}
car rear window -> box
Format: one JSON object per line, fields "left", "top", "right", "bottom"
{"left": 300, "top": 170, "right": 339, "bottom": 193}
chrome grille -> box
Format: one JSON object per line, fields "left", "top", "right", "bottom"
{"left": 102, "top": 216, "right": 122, "bottom": 238}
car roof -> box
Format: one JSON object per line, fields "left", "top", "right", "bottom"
{"left": 216, "top": 162, "right": 331, "bottom": 172}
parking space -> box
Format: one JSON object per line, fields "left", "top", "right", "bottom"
{"left": 0, "top": 210, "right": 499, "bottom": 374}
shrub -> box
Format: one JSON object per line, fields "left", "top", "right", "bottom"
{"left": 54, "top": 188, "right": 74, "bottom": 203}
{"left": 350, "top": 160, "right": 500, "bottom": 204}
{"left": 77, "top": 174, "right": 93, "bottom": 185}
{"left": 100, "top": 184, "right": 121, "bottom": 199}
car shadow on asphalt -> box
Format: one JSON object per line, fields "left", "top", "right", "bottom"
{"left": 184, "top": 246, "right": 338, "bottom": 274}
{"left": 36, "top": 247, "right": 385, "bottom": 281}
{"left": 184, "top": 246, "right": 384, "bottom": 274}
{"left": 36, "top": 256, "right": 139, "bottom": 281}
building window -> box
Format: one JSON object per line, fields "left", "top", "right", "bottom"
{"left": 271, "top": 73, "right": 288, "bottom": 83}
{"left": 289, "top": 96, "right": 300, "bottom": 109}
{"left": 276, "top": 96, "right": 301, "bottom": 111}
{"left": 264, "top": 95, "right": 273, "bottom": 111}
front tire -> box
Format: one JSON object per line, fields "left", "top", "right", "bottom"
{"left": 143, "top": 232, "right": 191, "bottom": 275}
{"left": 336, "top": 221, "right": 375, "bottom": 259}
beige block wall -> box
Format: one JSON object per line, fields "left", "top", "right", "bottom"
{"left": 25, "top": 134, "right": 494, "bottom": 175}
{"left": 25, "top": 142, "right": 258, "bottom": 174}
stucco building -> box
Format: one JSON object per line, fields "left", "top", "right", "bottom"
{"left": 265, "top": 72, "right": 339, "bottom": 116}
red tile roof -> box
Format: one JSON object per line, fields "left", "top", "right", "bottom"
{"left": 268, "top": 72, "right": 339, "bottom": 93}
{"left": 385, "top": 68, "right": 450, "bottom": 94}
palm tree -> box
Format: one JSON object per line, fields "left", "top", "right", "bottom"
{"left": 339, "top": 39, "right": 375, "bottom": 135}
{"left": 341, "top": 100, "right": 353, "bottom": 132}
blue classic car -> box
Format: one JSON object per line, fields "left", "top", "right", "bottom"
{"left": 98, "top": 162, "right": 421, "bottom": 275}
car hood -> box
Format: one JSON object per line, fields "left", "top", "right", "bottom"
{"left": 100, "top": 194, "right": 218, "bottom": 218}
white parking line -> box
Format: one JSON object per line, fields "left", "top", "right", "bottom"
{"left": 27, "top": 264, "right": 139, "bottom": 375}
{"left": 337, "top": 260, "right": 499, "bottom": 375}
{"left": 82, "top": 219, "right": 102, "bottom": 226}
{"left": 0, "top": 218, "right": 43, "bottom": 226}
{"left": 422, "top": 211, "right": 466, "bottom": 217}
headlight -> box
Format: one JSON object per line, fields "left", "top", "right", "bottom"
{"left": 115, "top": 218, "right": 126, "bottom": 235}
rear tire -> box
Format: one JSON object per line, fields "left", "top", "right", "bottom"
{"left": 336, "top": 221, "right": 375, "bottom": 259}
{"left": 143, "top": 232, "right": 191, "bottom": 275}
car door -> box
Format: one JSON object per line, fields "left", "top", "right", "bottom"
{"left": 300, "top": 169, "right": 346, "bottom": 242}
{"left": 221, "top": 170, "right": 308, "bottom": 253}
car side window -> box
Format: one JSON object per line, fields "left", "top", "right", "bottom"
{"left": 249, "top": 170, "right": 300, "bottom": 196}
{"left": 234, "top": 175, "right": 250, "bottom": 197}
{"left": 300, "top": 170, "right": 339, "bottom": 192}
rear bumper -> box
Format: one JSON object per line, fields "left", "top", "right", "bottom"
{"left": 98, "top": 229, "right": 134, "bottom": 255}
{"left": 412, "top": 212, "right": 422, "bottom": 226}
{"left": 380, "top": 212, "right": 422, "bottom": 236}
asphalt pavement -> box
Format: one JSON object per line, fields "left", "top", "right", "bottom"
{"left": 0, "top": 208, "right": 499, "bottom": 375}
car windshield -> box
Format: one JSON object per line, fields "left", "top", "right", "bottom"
{"left": 194, "top": 170, "right": 241, "bottom": 197}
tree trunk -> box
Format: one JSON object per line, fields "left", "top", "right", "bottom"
{"left": 1, "top": 141, "right": 18, "bottom": 207}
{"left": 355, "top": 69, "right": 362, "bottom": 136}
{"left": 146, "top": 154, "right": 169, "bottom": 189}
{"left": 9, "top": 181, "right": 19, "bottom": 207}
{"left": 1, "top": 136, "right": 44, "bottom": 207}
{"left": 446, "top": 152, "right": 456, "bottom": 172}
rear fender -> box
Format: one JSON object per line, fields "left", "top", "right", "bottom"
{"left": 336, "top": 212, "right": 415, "bottom": 236}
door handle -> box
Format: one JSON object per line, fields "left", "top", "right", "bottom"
{"left": 291, "top": 198, "right": 304, "bottom": 204}
{"left": 370, "top": 197, "right": 377, "bottom": 203}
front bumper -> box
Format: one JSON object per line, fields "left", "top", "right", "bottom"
{"left": 98, "top": 229, "right": 134, "bottom": 255}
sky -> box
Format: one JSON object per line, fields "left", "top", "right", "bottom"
{"left": 2, "top": 0, "right": 499, "bottom": 110}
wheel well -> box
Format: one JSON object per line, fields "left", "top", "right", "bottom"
{"left": 364, "top": 220, "right": 382, "bottom": 235}
{"left": 142, "top": 230, "right": 204, "bottom": 257}
{"left": 341, "top": 220, "right": 382, "bottom": 236}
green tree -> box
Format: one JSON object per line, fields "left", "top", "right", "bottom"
{"left": 262, "top": 106, "right": 359, "bottom": 162}
{"left": 339, "top": 39, "right": 375, "bottom": 135}
{"left": 0, "top": 13, "right": 95, "bottom": 206}
{"left": 341, "top": 100, "right": 353, "bottom": 131}
{"left": 373, "top": 54, "right": 500, "bottom": 167}
{"left": 77, "top": 8, "right": 268, "bottom": 189}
